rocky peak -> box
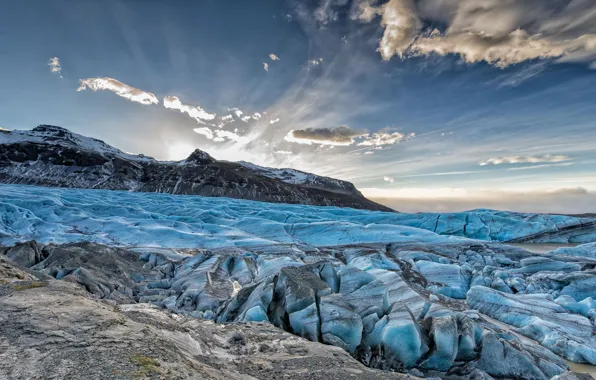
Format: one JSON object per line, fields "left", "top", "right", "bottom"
{"left": 186, "top": 149, "right": 215, "bottom": 165}
{"left": 32, "top": 125, "right": 71, "bottom": 135}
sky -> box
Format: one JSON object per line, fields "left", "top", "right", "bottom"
{"left": 1, "top": 0, "right": 596, "bottom": 213}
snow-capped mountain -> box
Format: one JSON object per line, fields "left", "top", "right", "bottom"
{"left": 0, "top": 125, "right": 391, "bottom": 211}
{"left": 238, "top": 161, "right": 364, "bottom": 197}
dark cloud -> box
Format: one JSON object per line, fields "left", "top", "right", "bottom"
{"left": 286, "top": 126, "right": 368, "bottom": 146}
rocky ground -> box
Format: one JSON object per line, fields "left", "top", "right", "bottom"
{"left": 0, "top": 254, "right": 414, "bottom": 380}
{"left": 1, "top": 241, "right": 595, "bottom": 379}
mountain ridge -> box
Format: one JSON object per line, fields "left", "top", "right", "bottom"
{"left": 0, "top": 125, "right": 392, "bottom": 211}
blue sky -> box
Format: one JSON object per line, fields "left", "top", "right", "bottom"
{"left": 2, "top": 0, "right": 596, "bottom": 213}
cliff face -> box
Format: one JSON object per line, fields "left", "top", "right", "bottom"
{"left": 0, "top": 125, "right": 392, "bottom": 211}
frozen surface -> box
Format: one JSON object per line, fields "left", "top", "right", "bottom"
{"left": 0, "top": 184, "right": 460, "bottom": 248}
{"left": 550, "top": 243, "right": 596, "bottom": 259}
{"left": 2, "top": 184, "right": 596, "bottom": 247}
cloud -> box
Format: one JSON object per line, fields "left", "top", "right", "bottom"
{"left": 358, "top": 130, "right": 414, "bottom": 146}
{"left": 269, "top": 53, "right": 280, "bottom": 61}
{"left": 314, "top": 0, "right": 349, "bottom": 24}
{"left": 506, "top": 162, "right": 574, "bottom": 171}
{"left": 364, "top": 0, "right": 596, "bottom": 68}
{"left": 193, "top": 126, "right": 249, "bottom": 144}
{"left": 383, "top": 176, "right": 395, "bottom": 183}
{"left": 285, "top": 126, "right": 368, "bottom": 146}
{"left": 263, "top": 62, "right": 269, "bottom": 71}
{"left": 480, "top": 155, "right": 571, "bottom": 166}
{"left": 213, "top": 129, "right": 249, "bottom": 143}
{"left": 365, "top": 187, "right": 596, "bottom": 214}
{"left": 270, "top": 118, "right": 280, "bottom": 125}
{"left": 193, "top": 127, "right": 214, "bottom": 140}
{"left": 229, "top": 108, "right": 244, "bottom": 118}
{"left": 48, "top": 57, "right": 62, "bottom": 76}
{"left": 377, "top": 0, "right": 421, "bottom": 60}
{"left": 163, "top": 96, "right": 216, "bottom": 123}
{"left": 305, "top": 57, "right": 324, "bottom": 70}
{"left": 274, "top": 150, "right": 293, "bottom": 155}
{"left": 77, "top": 77, "right": 159, "bottom": 105}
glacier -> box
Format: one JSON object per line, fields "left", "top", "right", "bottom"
{"left": 1, "top": 183, "right": 596, "bottom": 378}
{"left": 1, "top": 184, "right": 595, "bottom": 247}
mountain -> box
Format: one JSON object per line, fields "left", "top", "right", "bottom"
{"left": 0, "top": 125, "right": 391, "bottom": 211}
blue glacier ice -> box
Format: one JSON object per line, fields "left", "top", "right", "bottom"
{"left": 1, "top": 184, "right": 596, "bottom": 247}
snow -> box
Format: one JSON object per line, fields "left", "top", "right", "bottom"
{"left": 238, "top": 161, "right": 312, "bottom": 185}
{"left": 0, "top": 125, "right": 157, "bottom": 163}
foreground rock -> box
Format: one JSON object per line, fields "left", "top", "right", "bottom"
{"left": 0, "top": 125, "right": 391, "bottom": 211}
{"left": 0, "top": 257, "right": 413, "bottom": 380}
{"left": 3, "top": 241, "right": 596, "bottom": 379}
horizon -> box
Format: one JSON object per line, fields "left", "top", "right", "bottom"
{"left": 2, "top": 0, "right": 596, "bottom": 214}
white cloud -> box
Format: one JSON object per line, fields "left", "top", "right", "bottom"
{"left": 193, "top": 126, "right": 250, "bottom": 144}
{"left": 229, "top": 108, "right": 244, "bottom": 118}
{"left": 358, "top": 131, "right": 414, "bottom": 146}
{"left": 383, "top": 176, "right": 395, "bottom": 183}
{"left": 306, "top": 57, "right": 325, "bottom": 69}
{"left": 193, "top": 127, "right": 214, "bottom": 140}
{"left": 252, "top": 112, "right": 262, "bottom": 120}
{"left": 213, "top": 129, "right": 249, "bottom": 144}
{"left": 366, "top": 0, "right": 596, "bottom": 68}
{"left": 163, "top": 96, "right": 216, "bottom": 123}
{"left": 270, "top": 118, "right": 281, "bottom": 125}
{"left": 364, "top": 151, "right": 374, "bottom": 155}
{"left": 77, "top": 77, "right": 159, "bottom": 105}
{"left": 269, "top": 53, "right": 280, "bottom": 61}
{"left": 480, "top": 155, "right": 571, "bottom": 166}
{"left": 274, "top": 150, "right": 293, "bottom": 155}
{"left": 241, "top": 115, "right": 252, "bottom": 122}
{"left": 48, "top": 57, "right": 62, "bottom": 77}
{"left": 263, "top": 62, "right": 269, "bottom": 71}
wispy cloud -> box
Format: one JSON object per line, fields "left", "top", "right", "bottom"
{"left": 77, "top": 77, "right": 159, "bottom": 105}
{"left": 480, "top": 155, "right": 571, "bottom": 166}
{"left": 506, "top": 162, "right": 575, "bottom": 171}
{"left": 269, "top": 53, "right": 280, "bottom": 61}
{"left": 383, "top": 176, "right": 394, "bottom": 183}
{"left": 163, "top": 96, "right": 216, "bottom": 124}
{"left": 305, "top": 57, "right": 324, "bottom": 70}
{"left": 270, "top": 118, "right": 280, "bottom": 125}
{"left": 48, "top": 57, "right": 62, "bottom": 77}
{"left": 358, "top": 130, "right": 414, "bottom": 146}
{"left": 263, "top": 62, "right": 269, "bottom": 71}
